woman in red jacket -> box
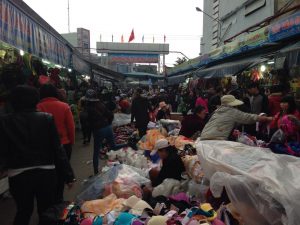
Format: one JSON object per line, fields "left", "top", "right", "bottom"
{"left": 270, "top": 96, "right": 300, "bottom": 142}
{"left": 37, "top": 84, "right": 75, "bottom": 203}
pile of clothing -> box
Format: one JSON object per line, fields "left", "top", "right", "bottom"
{"left": 231, "top": 130, "right": 267, "bottom": 147}
{"left": 114, "top": 125, "right": 136, "bottom": 145}
{"left": 77, "top": 165, "right": 149, "bottom": 203}
{"left": 138, "top": 128, "right": 195, "bottom": 153}
{"left": 62, "top": 193, "right": 241, "bottom": 225}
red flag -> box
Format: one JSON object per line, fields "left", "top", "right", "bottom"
{"left": 128, "top": 29, "right": 135, "bottom": 42}
{"left": 121, "top": 35, "right": 124, "bottom": 43}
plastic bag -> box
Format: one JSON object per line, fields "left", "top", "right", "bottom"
{"left": 211, "top": 172, "right": 286, "bottom": 225}
{"left": 196, "top": 140, "right": 300, "bottom": 225}
{"left": 187, "top": 179, "right": 209, "bottom": 203}
{"left": 182, "top": 155, "right": 204, "bottom": 183}
{"left": 112, "top": 113, "right": 132, "bottom": 127}
{"left": 76, "top": 164, "right": 150, "bottom": 204}
{"left": 237, "top": 133, "right": 255, "bottom": 146}
{"left": 270, "top": 129, "right": 286, "bottom": 144}
{"left": 107, "top": 148, "right": 149, "bottom": 169}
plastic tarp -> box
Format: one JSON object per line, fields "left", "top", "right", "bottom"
{"left": 112, "top": 113, "right": 131, "bottom": 127}
{"left": 76, "top": 164, "right": 150, "bottom": 204}
{"left": 194, "top": 57, "right": 267, "bottom": 78}
{"left": 196, "top": 140, "right": 300, "bottom": 225}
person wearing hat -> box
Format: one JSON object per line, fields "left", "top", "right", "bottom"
{"left": 201, "top": 95, "right": 272, "bottom": 140}
{"left": 85, "top": 89, "right": 126, "bottom": 174}
{"left": 149, "top": 139, "right": 185, "bottom": 187}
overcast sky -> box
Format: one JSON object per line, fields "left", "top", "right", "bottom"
{"left": 24, "top": 0, "right": 204, "bottom": 66}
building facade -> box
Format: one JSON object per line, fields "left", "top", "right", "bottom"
{"left": 201, "top": 0, "right": 300, "bottom": 54}
{"left": 96, "top": 42, "right": 169, "bottom": 74}
{"left": 62, "top": 28, "right": 91, "bottom": 57}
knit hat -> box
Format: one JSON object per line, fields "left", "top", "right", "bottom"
{"left": 93, "top": 216, "right": 103, "bottom": 225}
{"left": 200, "top": 203, "right": 217, "bottom": 221}
{"left": 123, "top": 195, "right": 140, "bottom": 209}
{"left": 148, "top": 216, "right": 168, "bottom": 225}
{"left": 114, "top": 213, "right": 137, "bottom": 225}
{"left": 130, "top": 200, "right": 153, "bottom": 216}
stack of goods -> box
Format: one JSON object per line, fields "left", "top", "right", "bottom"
{"left": 112, "top": 113, "right": 132, "bottom": 127}
{"left": 169, "top": 136, "right": 195, "bottom": 151}
{"left": 61, "top": 193, "right": 241, "bottom": 225}
{"left": 138, "top": 128, "right": 168, "bottom": 152}
{"left": 159, "top": 119, "right": 181, "bottom": 133}
{"left": 106, "top": 148, "right": 149, "bottom": 170}
{"left": 231, "top": 130, "right": 267, "bottom": 147}
{"left": 113, "top": 125, "right": 136, "bottom": 145}
{"left": 138, "top": 129, "right": 195, "bottom": 154}
{"left": 77, "top": 164, "right": 149, "bottom": 203}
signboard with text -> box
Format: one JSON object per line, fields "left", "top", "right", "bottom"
{"left": 0, "top": 0, "right": 71, "bottom": 67}
{"left": 109, "top": 53, "right": 159, "bottom": 63}
{"left": 269, "top": 11, "right": 300, "bottom": 42}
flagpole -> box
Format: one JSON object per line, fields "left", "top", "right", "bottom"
{"left": 67, "top": 0, "right": 70, "bottom": 32}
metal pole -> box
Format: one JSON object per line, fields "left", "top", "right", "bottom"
{"left": 158, "top": 55, "right": 161, "bottom": 75}
{"left": 163, "top": 53, "right": 166, "bottom": 76}
{"left": 67, "top": 0, "right": 70, "bottom": 33}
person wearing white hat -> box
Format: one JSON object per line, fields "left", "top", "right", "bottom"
{"left": 149, "top": 139, "right": 185, "bottom": 187}
{"left": 200, "top": 95, "right": 273, "bottom": 140}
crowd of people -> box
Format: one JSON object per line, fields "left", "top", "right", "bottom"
{"left": 0, "top": 66, "right": 300, "bottom": 225}
{"left": 109, "top": 83, "right": 300, "bottom": 143}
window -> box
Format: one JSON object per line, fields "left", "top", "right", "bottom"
{"left": 245, "top": 0, "right": 266, "bottom": 16}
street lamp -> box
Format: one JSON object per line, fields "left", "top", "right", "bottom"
{"left": 195, "top": 7, "right": 222, "bottom": 25}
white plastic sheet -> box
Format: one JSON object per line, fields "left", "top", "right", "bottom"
{"left": 196, "top": 140, "right": 300, "bottom": 225}
{"left": 112, "top": 113, "right": 132, "bottom": 127}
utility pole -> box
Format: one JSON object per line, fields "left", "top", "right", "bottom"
{"left": 68, "top": 0, "right": 70, "bottom": 33}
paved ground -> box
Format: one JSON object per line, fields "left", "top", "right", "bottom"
{"left": 0, "top": 134, "right": 97, "bottom": 225}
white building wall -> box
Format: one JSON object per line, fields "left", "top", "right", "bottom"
{"left": 201, "top": 0, "right": 276, "bottom": 54}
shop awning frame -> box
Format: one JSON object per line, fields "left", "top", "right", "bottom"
{"left": 194, "top": 56, "right": 269, "bottom": 78}
{"left": 275, "top": 40, "right": 300, "bottom": 68}
{"left": 167, "top": 71, "right": 195, "bottom": 85}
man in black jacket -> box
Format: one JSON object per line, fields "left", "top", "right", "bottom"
{"left": 131, "top": 88, "right": 151, "bottom": 137}
{"left": 0, "top": 85, "right": 75, "bottom": 225}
